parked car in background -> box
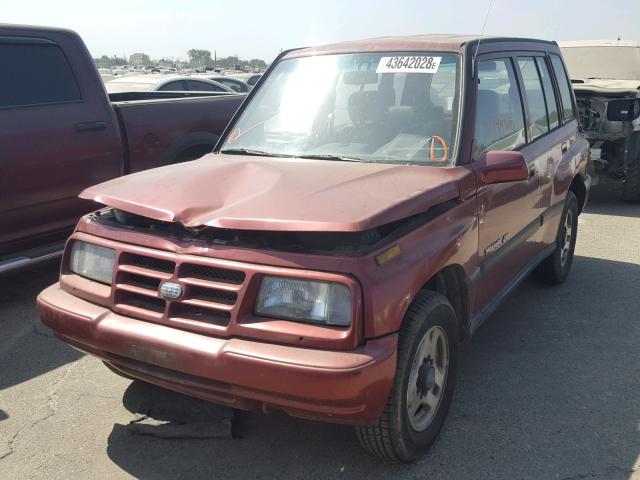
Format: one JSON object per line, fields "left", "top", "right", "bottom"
{"left": 112, "top": 65, "right": 133, "bottom": 75}
{"left": 560, "top": 40, "right": 640, "bottom": 202}
{"left": 0, "top": 24, "right": 245, "bottom": 272}
{"left": 39, "top": 34, "right": 590, "bottom": 462}
{"left": 105, "top": 74, "right": 235, "bottom": 93}
{"left": 97, "top": 67, "right": 115, "bottom": 83}
{"left": 196, "top": 75, "right": 252, "bottom": 92}
{"left": 225, "top": 72, "right": 262, "bottom": 86}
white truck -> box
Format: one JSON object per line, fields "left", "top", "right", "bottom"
{"left": 560, "top": 40, "right": 640, "bottom": 202}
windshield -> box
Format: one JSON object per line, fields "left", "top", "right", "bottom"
{"left": 561, "top": 46, "right": 640, "bottom": 80}
{"left": 220, "top": 52, "right": 461, "bottom": 165}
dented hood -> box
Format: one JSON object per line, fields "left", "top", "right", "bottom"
{"left": 80, "top": 154, "right": 468, "bottom": 232}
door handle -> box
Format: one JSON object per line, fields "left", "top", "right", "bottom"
{"left": 561, "top": 142, "right": 568, "bottom": 154}
{"left": 76, "top": 121, "right": 106, "bottom": 132}
{"left": 528, "top": 164, "right": 536, "bottom": 178}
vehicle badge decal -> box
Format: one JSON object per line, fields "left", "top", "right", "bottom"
{"left": 159, "top": 281, "right": 183, "bottom": 300}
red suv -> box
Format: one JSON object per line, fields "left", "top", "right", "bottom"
{"left": 38, "top": 35, "right": 590, "bottom": 462}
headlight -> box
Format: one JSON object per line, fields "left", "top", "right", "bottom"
{"left": 69, "top": 241, "right": 116, "bottom": 284}
{"left": 255, "top": 276, "right": 352, "bottom": 326}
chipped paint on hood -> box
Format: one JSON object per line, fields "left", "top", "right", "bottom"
{"left": 80, "top": 153, "right": 470, "bottom": 232}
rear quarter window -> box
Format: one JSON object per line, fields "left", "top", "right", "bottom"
{"left": 186, "top": 80, "right": 225, "bottom": 92}
{"left": 517, "top": 57, "right": 550, "bottom": 140}
{"left": 219, "top": 79, "right": 245, "bottom": 92}
{"left": 158, "top": 80, "right": 185, "bottom": 91}
{"left": 535, "top": 57, "right": 559, "bottom": 130}
{"left": 0, "top": 43, "right": 82, "bottom": 108}
{"left": 550, "top": 54, "right": 576, "bottom": 122}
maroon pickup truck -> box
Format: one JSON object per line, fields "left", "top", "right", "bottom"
{"left": 39, "top": 35, "right": 590, "bottom": 462}
{"left": 0, "top": 24, "right": 244, "bottom": 272}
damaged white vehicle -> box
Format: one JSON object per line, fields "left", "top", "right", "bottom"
{"left": 560, "top": 40, "right": 640, "bottom": 202}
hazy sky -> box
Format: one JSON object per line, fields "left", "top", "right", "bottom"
{"left": 4, "top": 0, "right": 639, "bottom": 62}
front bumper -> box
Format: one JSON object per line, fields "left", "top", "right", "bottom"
{"left": 37, "top": 283, "right": 397, "bottom": 425}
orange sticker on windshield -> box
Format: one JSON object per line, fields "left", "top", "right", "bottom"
{"left": 227, "top": 128, "right": 241, "bottom": 144}
{"left": 430, "top": 135, "right": 448, "bottom": 163}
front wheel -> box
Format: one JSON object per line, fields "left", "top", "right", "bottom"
{"left": 533, "top": 191, "right": 579, "bottom": 285}
{"left": 356, "top": 291, "right": 459, "bottom": 462}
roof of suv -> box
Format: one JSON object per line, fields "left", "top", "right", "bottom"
{"left": 285, "top": 34, "right": 557, "bottom": 58}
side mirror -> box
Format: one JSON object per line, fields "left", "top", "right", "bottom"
{"left": 475, "top": 150, "right": 529, "bottom": 186}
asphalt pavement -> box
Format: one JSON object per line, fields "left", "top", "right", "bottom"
{"left": 1, "top": 187, "right": 638, "bottom": 480}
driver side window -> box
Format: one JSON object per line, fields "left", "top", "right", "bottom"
{"left": 474, "top": 58, "right": 526, "bottom": 158}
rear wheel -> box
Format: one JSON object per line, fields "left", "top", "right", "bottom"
{"left": 622, "top": 152, "right": 640, "bottom": 203}
{"left": 356, "top": 291, "right": 458, "bottom": 462}
{"left": 533, "top": 191, "right": 578, "bottom": 285}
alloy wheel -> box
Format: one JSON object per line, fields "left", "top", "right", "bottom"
{"left": 406, "top": 326, "right": 449, "bottom": 432}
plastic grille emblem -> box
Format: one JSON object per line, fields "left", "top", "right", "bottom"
{"left": 159, "top": 282, "right": 183, "bottom": 300}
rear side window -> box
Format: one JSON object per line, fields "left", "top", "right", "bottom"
{"left": 0, "top": 43, "right": 81, "bottom": 108}
{"left": 474, "top": 58, "right": 526, "bottom": 157}
{"left": 218, "top": 79, "right": 246, "bottom": 92}
{"left": 158, "top": 80, "right": 185, "bottom": 91}
{"left": 535, "top": 57, "right": 559, "bottom": 130}
{"left": 550, "top": 54, "right": 576, "bottom": 121}
{"left": 517, "top": 57, "right": 549, "bottom": 140}
{"left": 186, "top": 80, "right": 225, "bottom": 92}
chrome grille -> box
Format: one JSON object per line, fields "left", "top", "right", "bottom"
{"left": 114, "top": 252, "right": 245, "bottom": 329}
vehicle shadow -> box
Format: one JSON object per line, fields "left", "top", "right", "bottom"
{"left": 105, "top": 254, "right": 640, "bottom": 480}
{"left": 585, "top": 185, "right": 640, "bottom": 219}
{"left": 0, "top": 259, "right": 84, "bottom": 390}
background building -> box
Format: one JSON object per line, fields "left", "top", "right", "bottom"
{"left": 129, "top": 52, "right": 150, "bottom": 65}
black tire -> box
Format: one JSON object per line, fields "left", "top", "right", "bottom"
{"left": 533, "top": 191, "right": 579, "bottom": 285}
{"left": 356, "top": 290, "right": 459, "bottom": 463}
{"left": 622, "top": 153, "right": 640, "bottom": 203}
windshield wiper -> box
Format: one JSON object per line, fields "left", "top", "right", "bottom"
{"left": 296, "top": 154, "right": 364, "bottom": 163}
{"left": 219, "top": 148, "right": 293, "bottom": 158}
{"left": 220, "top": 150, "right": 364, "bottom": 162}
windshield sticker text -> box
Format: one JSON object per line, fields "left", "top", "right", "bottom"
{"left": 376, "top": 56, "right": 441, "bottom": 74}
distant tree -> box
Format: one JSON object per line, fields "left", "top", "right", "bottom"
{"left": 95, "top": 49, "right": 268, "bottom": 71}
{"left": 249, "top": 59, "right": 267, "bottom": 69}
{"left": 157, "top": 57, "right": 175, "bottom": 68}
{"left": 215, "top": 55, "right": 237, "bottom": 69}
{"left": 215, "top": 55, "right": 266, "bottom": 70}
{"left": 94, "top": 55, "right": 128, "bottom": 68}
{"left": 187, "top": 49, "right": 214, "bottom": 67}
